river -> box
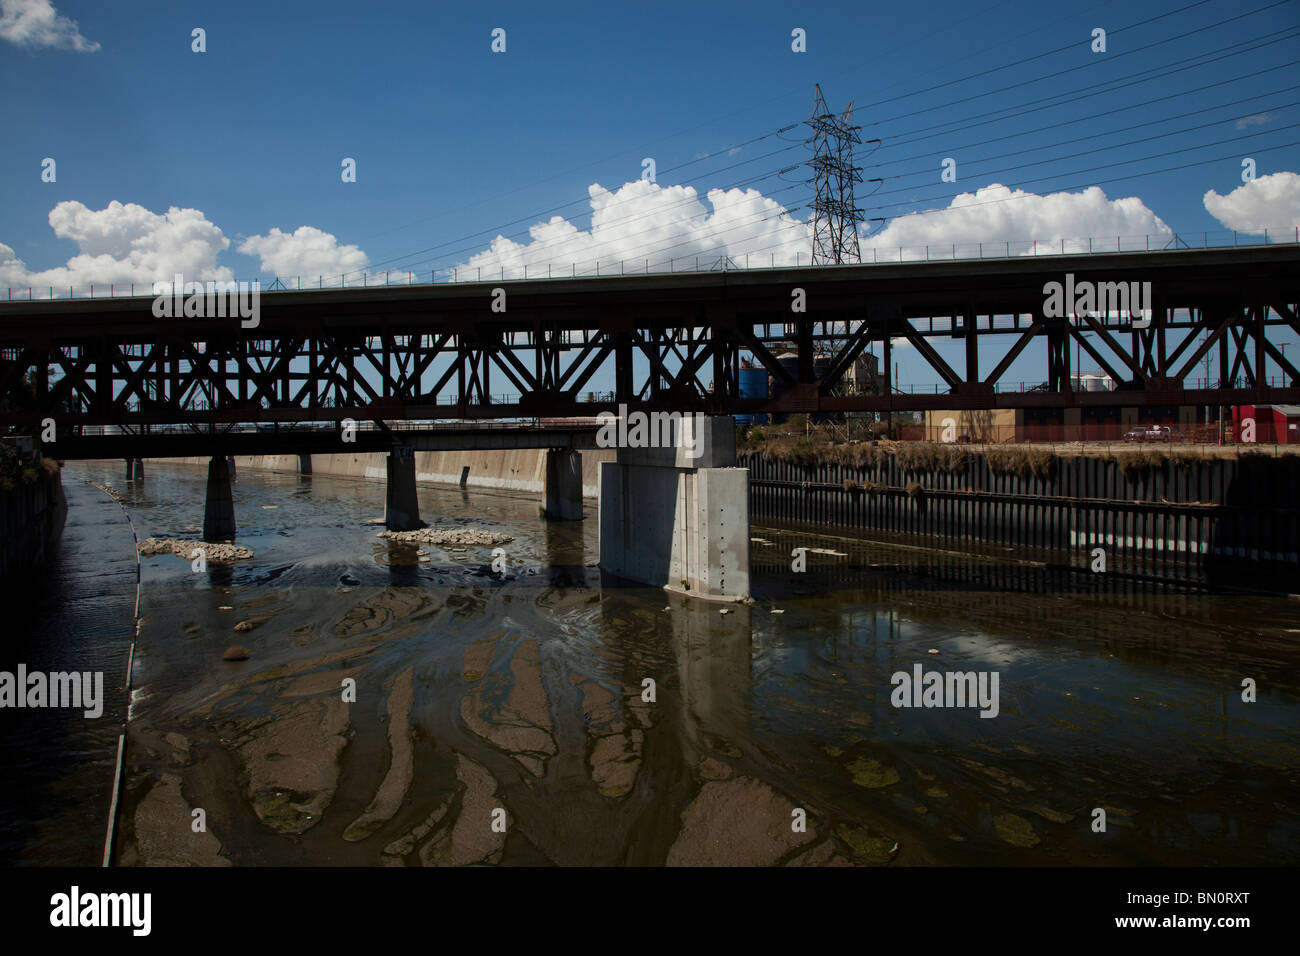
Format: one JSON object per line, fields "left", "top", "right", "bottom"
{"left": 6, "top": 459, "right": 1298, "bottom": 866}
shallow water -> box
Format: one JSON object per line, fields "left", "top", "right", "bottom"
{"left": 0, "top": 477, "right": 136, "bottom": 865}
{"left": 11, "top": 459, "right": 1300, "bottom": 866}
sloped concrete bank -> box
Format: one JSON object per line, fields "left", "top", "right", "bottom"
{"left": 149, "top": 449, "right": 615, "bottom": 499}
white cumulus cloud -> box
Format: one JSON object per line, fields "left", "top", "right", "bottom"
{"left": 0, "top": 200, "right": 233, "bottom": 294}
{"left": 453, "top": 179, "right": 812, "bottom": 277}
{"left": 237, "top": 226, "right": 369, "bottom": 281}
{"left": 1202, "top": 171, "right": 1300, "bottom": 235}
{"left": 0, "top": 0, "right": 98, "bottom": 51}
{"left": 861, "top": 183, "right": 1172, "bottom": 260}
{"left": 451, "top": 179, "right": 1175, "bottom": 277}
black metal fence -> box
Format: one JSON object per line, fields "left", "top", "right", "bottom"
{"left": 742, "top": 450, "right": 1300, "bottom": 585}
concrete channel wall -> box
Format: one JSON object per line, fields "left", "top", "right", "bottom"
{"left": 0, "top": 470, "right": 67, "bottom": 583}
{"left": 153, "top": 448, "right": 616, "bottom": 499}
{"left": 743, "top": 450, "right": 1300, "bottom": 579}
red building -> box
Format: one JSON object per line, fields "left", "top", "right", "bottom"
{"left": 1231, "top": 404, "right": 1300, "bottom": 443}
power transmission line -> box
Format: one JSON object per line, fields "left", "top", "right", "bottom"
{"left": 873, "top": 26, "right": 1300, "bottom": 151}
{"left": 866, "top": 123, "right": 1300, "bottom": 212}
{"left": 872, "top": 99, "right": 1300, "bottom": 193}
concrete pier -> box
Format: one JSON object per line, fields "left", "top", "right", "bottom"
{"left": 202, "top": 456, "right": 236, "bottom": 541}
{"left": 541, "top": 449, "right": 583, "bottom": 520}
{"left": 298, "top": 454, "right": 312, "bottom": 475}
{"left": 598, "top": 416, "right": 749, "bottom": 600}
{"left": 384, "top": 446, "right": 423, "bottom": 531}
{"left": 124, "top": 459, "right": 134, "bottom": 481}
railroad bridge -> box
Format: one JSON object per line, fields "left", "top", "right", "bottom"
{"left": 2, "top": 243, "right": 1297, "bottom": 599}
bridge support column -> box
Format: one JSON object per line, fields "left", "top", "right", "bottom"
{"left": 599, "top": 416, "right": 749, "bottom": 600}
{"left": 540, "top": 449, "right": 583, "bottom": 520}
{"left": 124, "top": 459, "right": 135, "bottom": 481}
{"left": 385, "top": 446, "right": 423, "bottom": 531}
{"left": 298, "top": 454, "right": 312, "bottom": 475}
{"left": 203, "top": 456, "right": 236, "bottom": 542}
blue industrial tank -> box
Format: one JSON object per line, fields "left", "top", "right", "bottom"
{"left": 735, "top": 366, "right": 769, "bottom": 425}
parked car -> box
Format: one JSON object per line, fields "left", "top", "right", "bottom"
{"left": 1123, "top": 425, "right": 1172, "bottom": 442}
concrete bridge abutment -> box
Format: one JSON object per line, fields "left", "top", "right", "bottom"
{"left": 202, "top": 456, "right": 236, "bottom": 542}
{"left": 598, "top": 416, "right": 749, "bottom": 601}
{"left": 384, "top": 445, "right": 423, "bottom": 531}
{"left": 541, "top": 448, "right": 583, "bottom": 520}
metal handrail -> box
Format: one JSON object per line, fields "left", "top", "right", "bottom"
{"left": 6, "top": 229, "right": 1298, "bottom": 301}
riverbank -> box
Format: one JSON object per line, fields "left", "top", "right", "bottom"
{"left": 147, "top": 448, "right": 615, "bottom": 498}
{"left": 0, "top": 455, "right": 66, "bottom": 584}
{"left": 743, "top": 444, "right": 1300, "bottom": 589}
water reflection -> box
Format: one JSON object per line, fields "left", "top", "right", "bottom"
{"left": 17, "top": 459, "right": 1299, "bottom": 867}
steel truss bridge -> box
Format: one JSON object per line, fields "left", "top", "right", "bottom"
{"left": 2, "top": 245, "right": 1298, "bottom": 449}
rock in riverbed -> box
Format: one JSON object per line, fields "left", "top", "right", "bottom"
{"left": 138, "top": 538, "right": 254, "bottom": 562}
{"left": 378, "top": 528, "right": 513, "bottom": 547}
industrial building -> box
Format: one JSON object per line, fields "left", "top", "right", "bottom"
{"left": 734, "top": 351, "right": 880, "bottom": 425}
{"left": 922, "top": 370, "right": 1209, "bottom": 442}
{"left": 1231, "top": 404, "right": 1300, "bottom": 444}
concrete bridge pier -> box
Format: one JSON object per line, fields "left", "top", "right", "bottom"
{"left": 598, "top": 416, "right": 749, "bottom": 600}
{"left": 124, "top": 458, "right": 134, "bottom": 481}
{"left": 298, "top": 454, "right": 312, "bottom": 475}
{"left": 541, "top": 448, "right": 583, "bottom": 520}
{"left": 203, "top": 456, "right": 236, "bottom": 542}
{"left": 384, "top": 445, "right": 423, "bottom": 531}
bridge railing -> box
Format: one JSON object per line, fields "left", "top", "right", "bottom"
{"left": 5, "top": 229, "right": 1298, "bottom": 301}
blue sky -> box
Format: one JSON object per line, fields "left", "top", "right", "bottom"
{"left": 1, "top": 0, "right": 1298, "bottom": 390}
